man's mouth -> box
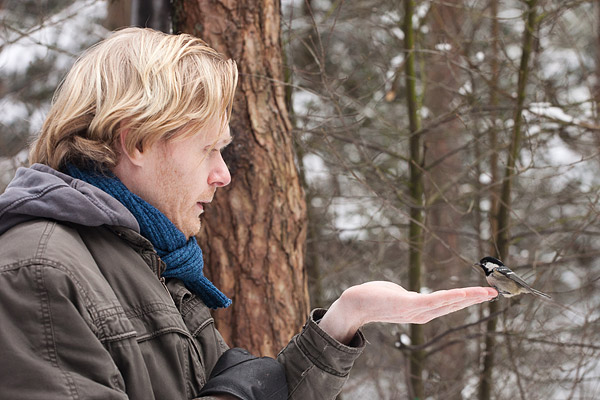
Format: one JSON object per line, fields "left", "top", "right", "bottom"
{"left": 197, "top": 193, "right": 215, "bottom": 215}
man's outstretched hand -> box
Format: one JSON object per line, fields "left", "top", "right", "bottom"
{"left": 319, "top": 281, "right": 498, "bottom": 345}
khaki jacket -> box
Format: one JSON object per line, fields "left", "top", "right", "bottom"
{"left": 0, "top": 165, "right": 365, "bottom": 399}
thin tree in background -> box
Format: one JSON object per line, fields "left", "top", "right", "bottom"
{"left": 107, "top": 0, "right": 169, "bottom": 32}
{"left": 596, "top": 1, "right": 600, "bottom": 125}
{"left": 288, "top": 0, "right": 326, "bottom": 310}
{"left": 488, "top": 0, "right": 501, "bottom": 256}
{"left": 105, "top": 0, "right": 131, "bottom": 31}
{"left": 131, "top": 0, "right": 170, "bottom": 32}
{"left": 172, "top": 0, "right": 310, "bottom": 357}
{"left": 404, "top": 0, "right": 425, "bottom": 398}
{"left": 3, "top": 0, "right": 600, "bottom": 397}
{"left": 422, "top": 1, "right": 466, "bottom": 396}
{"left": 478, "top": 0, "right": 502, "bottom": 396}
{"left": 479, "top": 1, "right": 539, "bottom": 398}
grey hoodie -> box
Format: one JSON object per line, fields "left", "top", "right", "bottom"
{"left": 0, "top": 163, "right": 138, "bottom": 236}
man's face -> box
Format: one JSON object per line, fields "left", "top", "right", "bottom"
{"left": 132, "top": 116, "right": 232, "bottom": 238}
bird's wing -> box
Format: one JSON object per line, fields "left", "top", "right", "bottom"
{"left": 496, "top": 265, "right": 536, "bottom": 290}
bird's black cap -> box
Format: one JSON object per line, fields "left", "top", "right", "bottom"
{"left": 479, "top": 256, "right": 504, "bottom": 266}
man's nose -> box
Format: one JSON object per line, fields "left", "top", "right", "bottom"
{"left": 209, "top": 154, "right": 231, "bottom": 187}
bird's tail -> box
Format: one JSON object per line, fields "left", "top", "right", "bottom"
{"left": 530, "top": 287, "right": 551, "bottom": 299}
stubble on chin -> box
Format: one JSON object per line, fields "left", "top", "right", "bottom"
{"left": 194, "top": 217, "right": 202, "bottom": 237}
{"left": 184, "top": 216, "right": 203, "bottom": 240}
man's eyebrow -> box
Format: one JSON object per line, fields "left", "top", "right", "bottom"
{"left": 219, "top": 136, "right": 233, "bottom": 148}
{"left": 206, "top": 136, "right": 233, "bottom": 151}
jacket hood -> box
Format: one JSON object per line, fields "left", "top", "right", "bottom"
{"left": 0, "top": 164, "right": 139, "bottom": 236}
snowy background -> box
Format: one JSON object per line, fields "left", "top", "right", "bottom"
{"left": 2, "top": 0, "right": 600, "bottom": 398}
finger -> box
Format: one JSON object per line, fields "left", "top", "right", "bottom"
{"left": 411, "top": 287, "right": 497, "bottom": 309}
{"left": 401, "top": 291, "right": 494, "bottom": 313}
{"left": 428, "top": 286, "right": 497, "bottom": 299}
{"left": 414, "top": 295, "right": 494, "bottom": 324}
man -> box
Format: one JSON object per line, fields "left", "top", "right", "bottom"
{"left": 0, "top": 28, "right": 497, "bottom": 399}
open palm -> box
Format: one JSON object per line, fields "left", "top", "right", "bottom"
{"left": 319, "top": 281, "right": 498, "bottom": 344}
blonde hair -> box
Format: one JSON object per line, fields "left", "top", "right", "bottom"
{"left": 29, "top": 27, "right": 238, "bottom": 170}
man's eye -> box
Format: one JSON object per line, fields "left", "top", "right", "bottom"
{"left": 206, "top": 147, "right": 223, "bottom": 156}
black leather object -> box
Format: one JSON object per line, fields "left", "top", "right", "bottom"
{"left": 197, "top": 348, "right": 288, "bottom": 400}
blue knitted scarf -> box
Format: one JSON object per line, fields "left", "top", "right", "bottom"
{"left": 65, "top": 164, "right": 231, "bottom": 309}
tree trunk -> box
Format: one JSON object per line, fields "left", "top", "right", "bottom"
{"left": 132, "top": 0, "right": 171, "bottom": 32}
{"left": 105, "top": 0, "right": 132, "bottom": 31}
{"left": 289, "top": 0, "right": 325, "bottom": 310}
{"left": 479, "top": 1, "right": 502, "bottom": 399}
{"left": 422, "top": 2, "right": 466, "bottom": 398}
{"left": 404, "top": 1, "right": 425, "bottom": 398}
{"left": 595, "top": 1, "right": 600, "bottom": 125}
{"left": 479, "top": 1, "right": 538, "bottom": 399}
{"left": 423, "top": 1, "right": 463, "bottom": 276}
{"left": 172, "top": 0, "right": 310, "bottom": 357}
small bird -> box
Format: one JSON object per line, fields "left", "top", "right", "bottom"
{"left": 475, "top": 256, "right": 551, "bottom": 300}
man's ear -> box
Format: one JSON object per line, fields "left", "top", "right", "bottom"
{"left": 118, "top": 126, "right": 145, "bottom": 167}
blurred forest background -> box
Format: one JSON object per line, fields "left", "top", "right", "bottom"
{"left": 2, "top": 0, "right": 600, "bottom": 399}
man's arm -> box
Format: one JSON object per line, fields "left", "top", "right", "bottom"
{"left": 0, "top": 264, "right": 138, "bottom": 399}
{"left": 277, "top": 282, "right": 496, "bottom": 399}
{"left": 319, "top": 281, "right": 498, "bottom": 344}
{"left": 277, "top": 308, "right": 366, "bottom": 400}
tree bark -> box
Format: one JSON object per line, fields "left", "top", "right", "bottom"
{"left": 479, "top": 1, "right": 501, "bottom": 399}
{"left": 172, "top": 0, "right": 310, "bottom": 357}
{"left": 422, "top": 2, "right": 466, "bottom": 398}
{"left": 595, "top": 0, "right": 600, "bottom": 131}
{"left": 423, "top": 1, "right": 463, "bottom": 275}
{"left": 479, "top": 1, "right": 538, "bottom": 399}
{"left": 132, "top": 0, "right": 171, "bottom": 32}
{"left": 404, "top": 1, "right": 425, "bottom": 398}
{"left": 105, "top": 0, "right": 132, "bottom": 31}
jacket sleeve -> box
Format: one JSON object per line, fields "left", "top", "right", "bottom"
{"left": 277, "top": 308, "right": 366, "bottom": 399}
{"left": 0, "top": 262, "right": 148, "bottom": 400}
